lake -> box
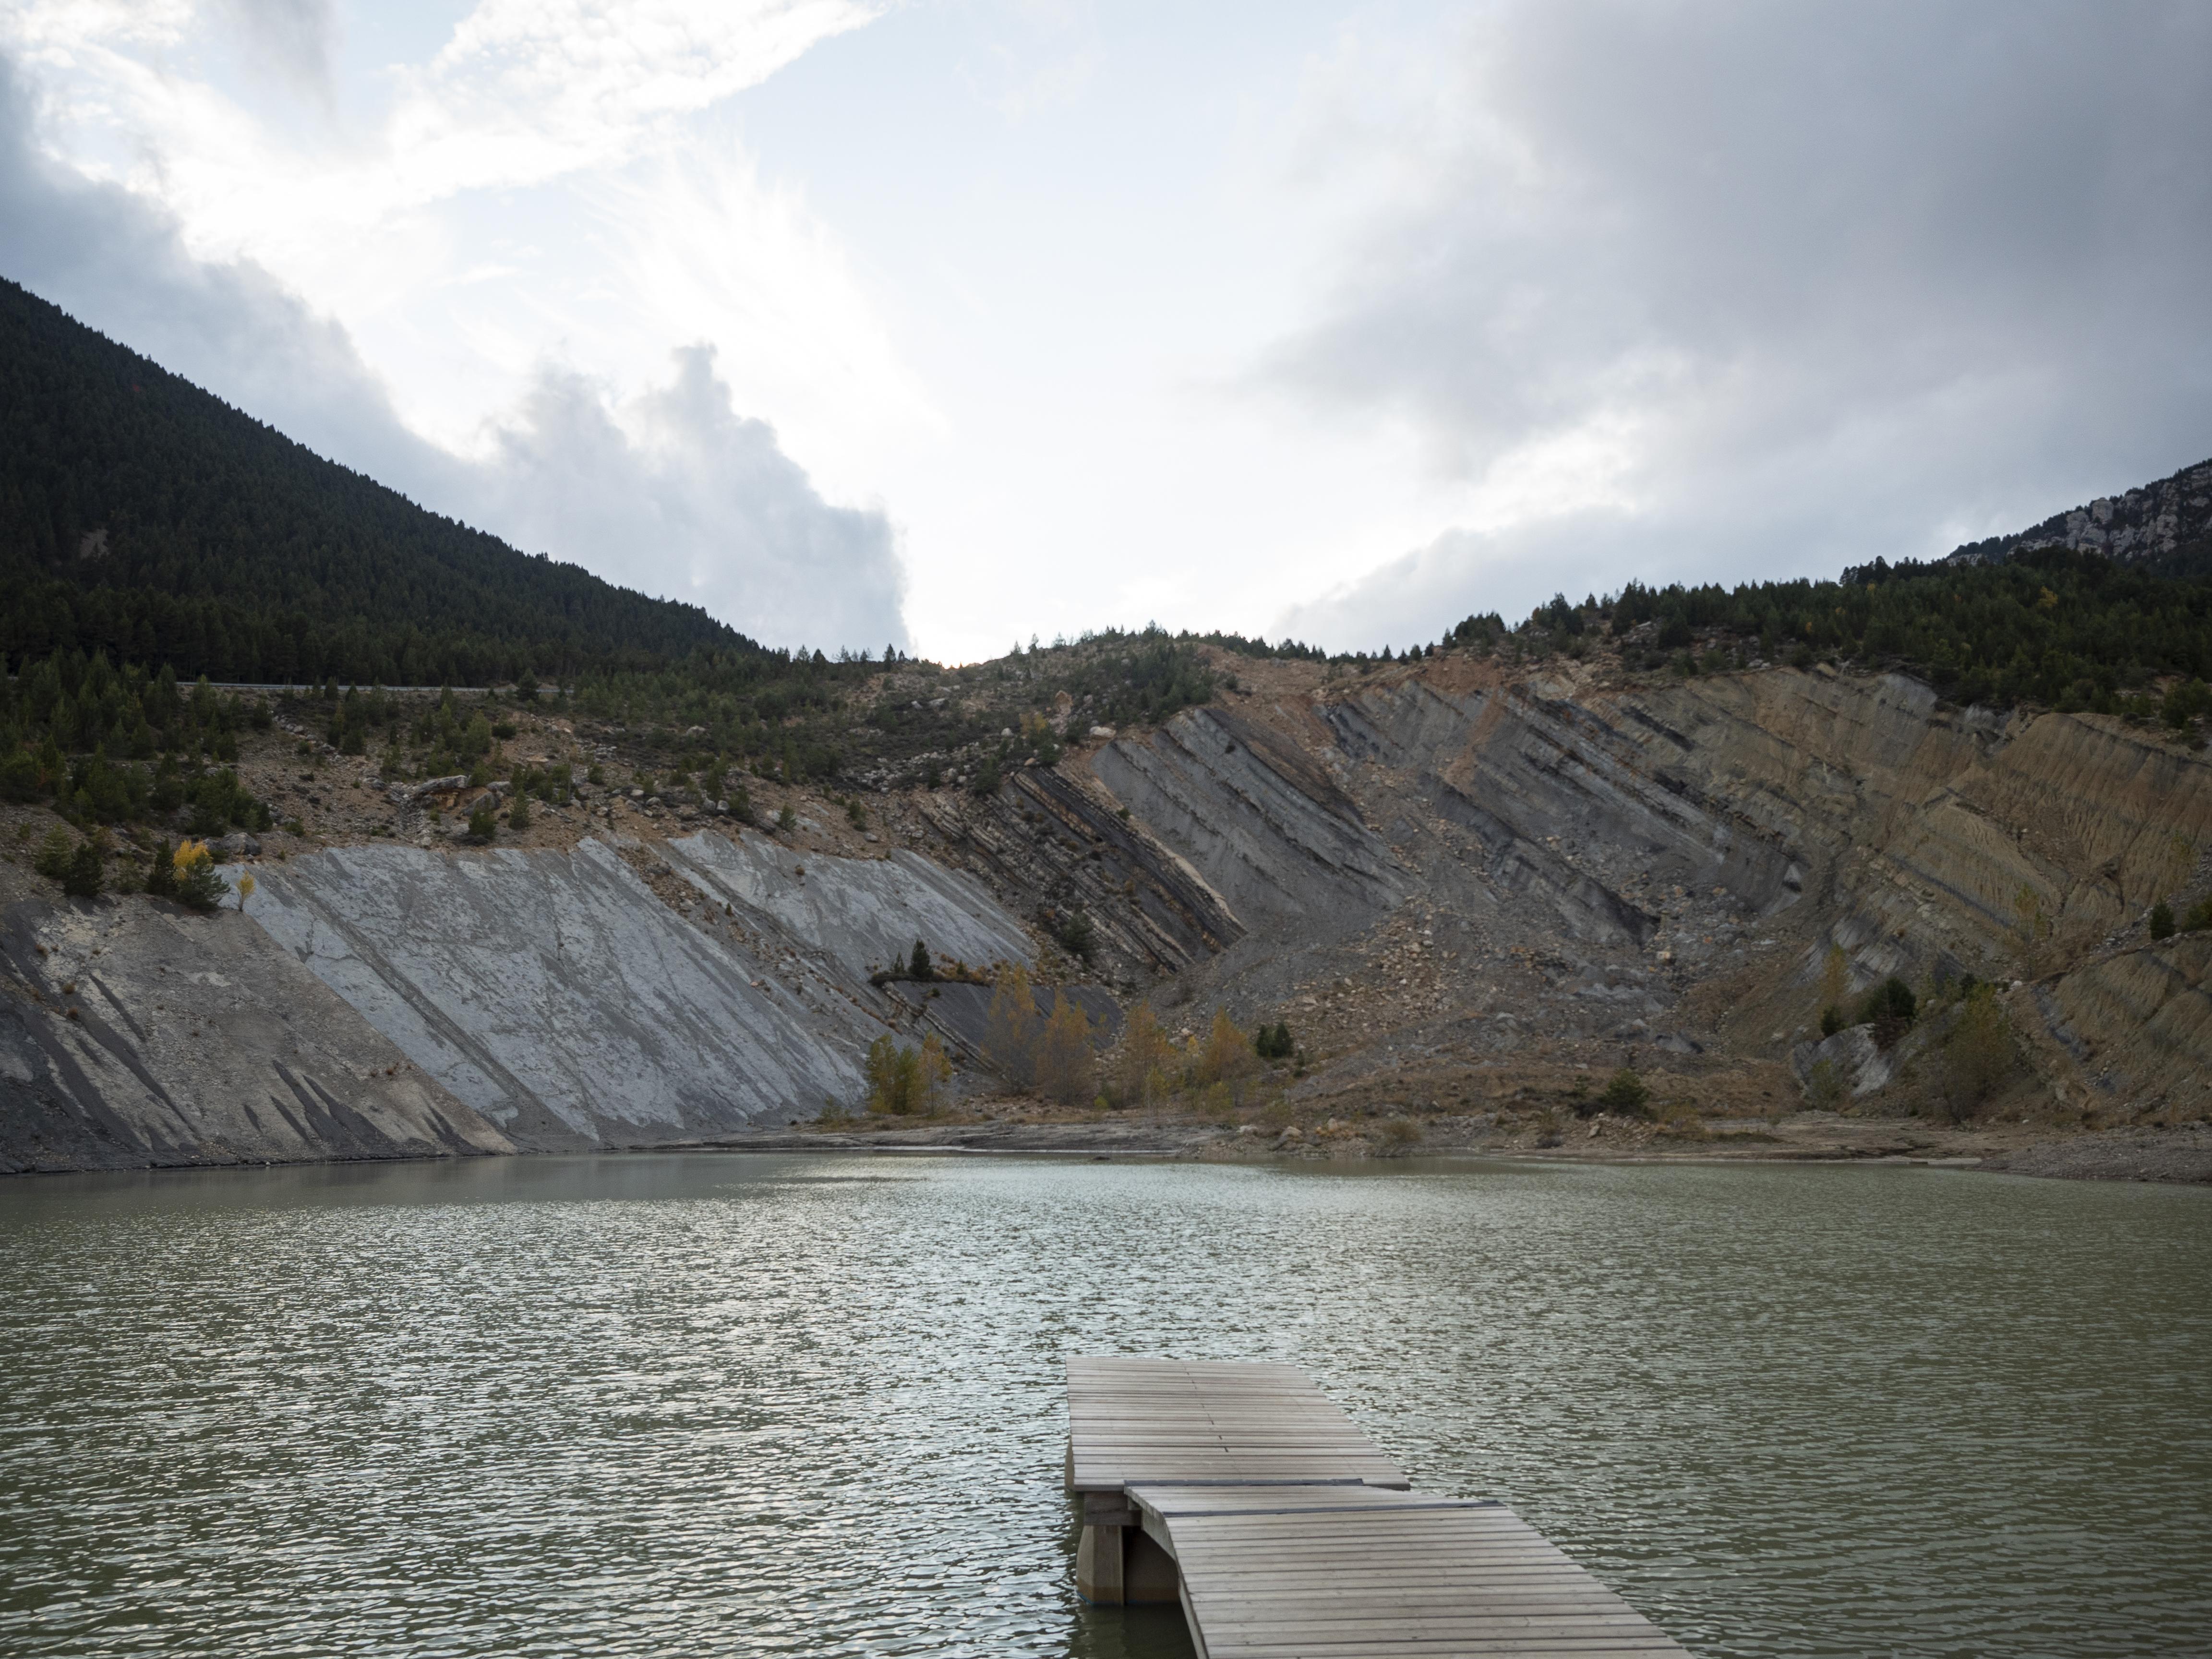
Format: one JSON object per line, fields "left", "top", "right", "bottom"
{"left": 1, "top": 1154, "right": 2206, "bottom": 1657}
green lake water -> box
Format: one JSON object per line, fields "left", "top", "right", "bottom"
{"left": 0, "top": 1154, "right": 2206, "bottom": 1657}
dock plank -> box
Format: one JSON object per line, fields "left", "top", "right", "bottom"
{"left": 1067, "top": 1357, "right": 1686, "bottom": 1659}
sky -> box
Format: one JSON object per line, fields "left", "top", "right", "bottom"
{"left": 2, "top": 1, "right": 2209, "bottom": 663}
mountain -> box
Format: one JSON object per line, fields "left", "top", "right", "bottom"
{"left": 1945, "top": 455, "right": 2212, "bottom": 575}
{"left": 0, "top": 278, "right": 762, "bottom": 686}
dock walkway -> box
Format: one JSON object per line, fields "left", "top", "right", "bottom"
{"left": 1066, "top": 1357, "right": 1688, "bottom": 1659}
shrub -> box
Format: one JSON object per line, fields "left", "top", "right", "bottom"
{"left": 1859, "top": 975, "right": 1918, "bottom": 1047}
{"left": 1803, "top": 1058, "right": 1846, "bottom": 1110}
{"left": 863, "top": 1031, "right": 952, "bottom": 1115}
{"left": 908, "top": 940, "right": 934, "bottom": 981}
{"left": 507, "top": 792, "right": 530, "bottom": 831}
{"left": 1379, "top": 1116, "right": 1423, "bottom": 1147}
{"left": 171, "top": 840, "right": 228, "bottom": 912}
{"left": 1053, "top": 907, "right": 1096, "bottom": 961}
{"left": 144, "top": 837, "right": 177, "bottom": 899}
{"left": 1819, "top": 1004, "right": 1845, "bottom": 1037}
{"left": 1600, "top": 1068, "right": 1650, "bottom": 1113}
{"left": 466, "top": 804, "right": 498, "bottom": 842}
{"left": 1254, "top": 1021, "right": 1294, "bottom": 1061}
{"left": 1197, "top": 1008, "right": 1256, "bottom": 1087}
{"left": 2149, "top": 900, "right": 2176, "bottom": 941}
{"left": 2185, "top": 896, "right": 2212, "bottom": 932}
{"left": 1112, "top": 1003, "right": 1173, "bottom": 1108}
{"left": 776, "top": 804, "right": 797, "bottom": 833}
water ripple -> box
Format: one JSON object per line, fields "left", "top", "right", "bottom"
{"left": 0, "top": 1156, "right": 2206, "bottom": 1657}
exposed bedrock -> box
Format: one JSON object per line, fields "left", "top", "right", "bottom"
{"left": 7, "top": 660, "right": 2208, "bottom": 1175}
{"left": 0, "top": 893, "right": 509, "bottom": 1174}
{"left": 1087, "top": 662, "right": 2212, "bottom": 1115}
{"left": 908, "top": 763, "right": 1244, "bottom": 985}
{"left": 1093, "top": 705, "right": 1411, "bottom": 944}
{"left": 238, "top": 836, "right": 1057, "bottom": 1147}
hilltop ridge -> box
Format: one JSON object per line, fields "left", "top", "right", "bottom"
{"left": 1946, "top": 454, "right": 2212, "bottom": 574}
{"left": 0, "top": 278, "right": 759, "bottom": 685}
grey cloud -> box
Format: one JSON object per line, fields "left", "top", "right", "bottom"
{"left": 476, "top": 351, "right": 909, "bottom": 655}
{"left": 1266, "top": 0, "right": 2212, "bottom": 649}
{"left": 0, "top": 54, "right": 907, "bottom": 653}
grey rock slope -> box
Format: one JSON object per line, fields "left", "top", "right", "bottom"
{"left": 0, "top": 893, "right": 509, "bottom": 1174}
{"left": 239, "top": 838, "right": 949, "bottom": 1145}
{"left": 660, "top": 830, "right": 1033, "bottom": 989}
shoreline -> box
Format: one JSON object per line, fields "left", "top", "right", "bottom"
{"left": 9, "top": 1116, "right": 2208, "bottom": 1186}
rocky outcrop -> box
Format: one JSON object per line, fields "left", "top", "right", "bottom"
{"left": 909, "top": 763, "right": 1244, "bottom": 986}
{"left": 235, "top": 834, "right": 1059, "bottom": 1146}
{"left": 7, "top": 647, "right": 2207, "bottom": 1175}
{"left": 0, "top": 892, "right": 509, "bottom": 1173}
{"left": 1085, "top": 655, "right": 2212, "bottom": 1123}
{"left": 1946, "top": 455, "right": 2212, "bottom": 566}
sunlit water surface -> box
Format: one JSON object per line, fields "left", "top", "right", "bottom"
{"left": 1, "top": 1154, "right": 2207, "bottom": 1658}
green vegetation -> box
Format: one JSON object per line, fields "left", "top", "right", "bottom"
{"left": 1254, "top": 1021, "right": 1294, "bottom": 1061}
{"left": 0, "top": 278, "right": 751, "bottom": 686}
{"left": 1599, "top": 1067, "right": 1650, "bottom": 1114}
{"left": 0, "top": 647, "right": 272, "bottom": 832}
{"left": 169, "top": 839, "right": 228, "bottom": 911}
{"left": 1440, "top": 541, "right": 2212, "bottom": 718}
{"left": 2149, "top": 900, "right": 2176, "bottom": 941}
{"left": 1938, "top": 984, "right": 2015, "bottom": 1120}
{"left": 862, "top": 1031, "right": 952, "bottom": 1115}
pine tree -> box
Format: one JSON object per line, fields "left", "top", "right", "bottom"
{"left": 61, "top": 837, "right": 102, "bottom": 899}
{"left": 908, "top": 940, "right": 933, "bottom": 981}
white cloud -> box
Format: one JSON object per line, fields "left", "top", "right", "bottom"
{"left": 476, "top": 347, "right": 906, "bottom": 651}
{"left": 1258, "top": 0, "right": 2212, "bottom": 649}
{"left": 0, "top": 48, "right": 905, "bottom": 651}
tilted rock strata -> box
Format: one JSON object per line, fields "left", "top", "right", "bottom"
{"left": 0, "top": 891, "right": 508, "bottom": 1173}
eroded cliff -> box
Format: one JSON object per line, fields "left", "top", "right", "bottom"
{"left": 4, "top": 650, "right": 2208, "bottom": 1175}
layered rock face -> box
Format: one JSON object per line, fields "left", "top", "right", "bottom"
{"left": 0, "top": 890, "right": 511, "bottom": 1173}
{"left": 238, "top": 834, "right": 1050, "bottom": 1149}
{"left": 4, "top": 657, "right": 2206, "bottom": 1174}
{"left": 1090, "top": 659, "right": 2212, "bottom": 1121}
{"left": 0, "top": 831, "right": 1051, "bottom": 1169}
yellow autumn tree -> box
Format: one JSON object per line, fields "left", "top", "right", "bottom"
{"left": 171, "top": 840, "right": 229, "bottom": 913}
{"left": 1195, "top": 1007, "right": 1255, "bottom": 1087}
{"left": 1034, "top": 991, "right": 1095, "bottom": 1106}
{"left": 916, "top": 1032, "right": 953, "bottom": 1112}
{"left": 983, "top": 963, "right": 1038, "bottom": 1086}
{"left": 863, "top": 1031, "right": 955, "bottom": 1116}
{"left": 1113, "top": 1003, "right": 1174, "bottom": 1108}
{"left": 1818, "top": 944, "right": 1848, "bottom": 1011}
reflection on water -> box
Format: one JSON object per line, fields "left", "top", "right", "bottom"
{"left": 0, "top": 1154, "right": 2207, "bottom": 1657}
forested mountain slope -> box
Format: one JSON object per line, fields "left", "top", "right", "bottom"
{"left": 0, "top": 279, "right": 757, "bottom": 685}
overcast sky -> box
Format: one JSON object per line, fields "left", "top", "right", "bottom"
{"left": 3, "top": 1, "right": 2208, "bottom": 661}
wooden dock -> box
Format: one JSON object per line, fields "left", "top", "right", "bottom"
{"left": 1066, "top": 1357, "right": 1688, "bottom": 1658}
